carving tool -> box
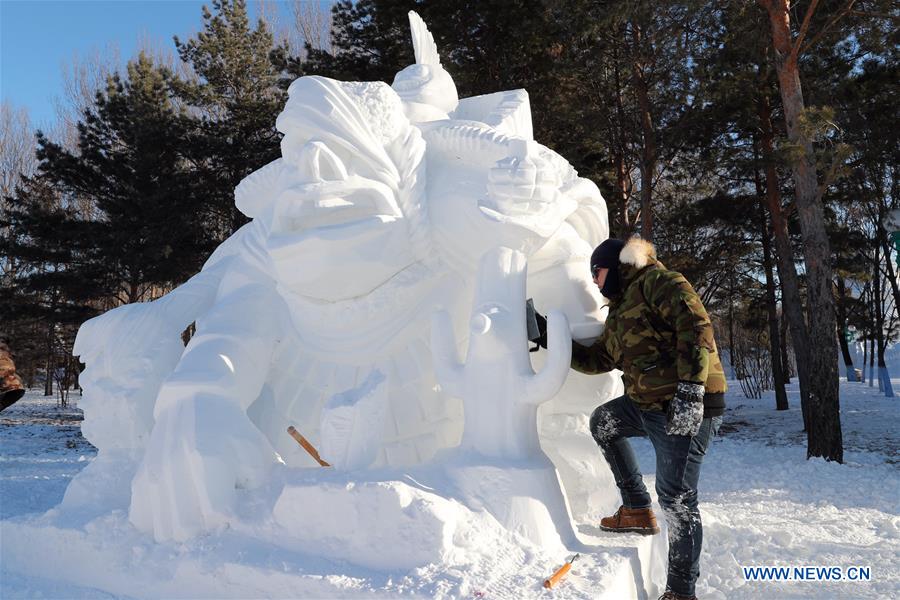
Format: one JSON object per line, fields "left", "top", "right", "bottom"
{"left": 287, "top": 425, "right": 331, "bottom": 467}
{"left": 543, "top": 553, "right": 580, "bottom": 589}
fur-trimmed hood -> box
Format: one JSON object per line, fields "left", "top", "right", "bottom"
{"left": 599, "top": 237, "right": 659, "bottom": 302}
{"left": 619, "top": 237, "right": 656, "bottom": 269}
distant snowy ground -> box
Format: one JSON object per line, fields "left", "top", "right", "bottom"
{"left": 0, "top": 391, "right": 95, "bottom": 520}
{"left": 1, "top": 380, "right": 897, "bottom": 599}
{"left": 687, "top": 379, "right": 899, "bottom": 600}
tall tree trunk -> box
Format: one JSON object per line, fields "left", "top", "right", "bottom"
{"left": 868, "top": 331, "right": 875, "bottom": 388}
{"left": 878, "top": 233, "right": 900, "bottom": 316}
{"left": 867, "top": 340, "right": 873, "bottom": 387}
{"left": 873, "top": 243, "right": 894, "bottom": 396}
{"left": 780, "top": 311, "right": 792, "bottom": 382}
{"left": 835, "top": 278, "right": 856, "bottom": 382}
{"left": 630, "top": 24, "right": 655, "bottom": 242}
{"left": 867, "top": 287, "right": 875, "bottom": 387}
{"left": 128, "top": 279, "right": 142, "bottom": 304}
{"left": 757, "top": 89, "right": 811, "bottom": 425}
{"left": 636, "top": 84, "right": 654, "bottom": 242}
{"left": 43, "top": 322, "right": 53, "bottom": 397}
{"left": 614, "top": 152, "right": 631, "bottom": 237}
{"left": 861, "top": 325, "right": 868, "bottom": 383}
{"left": 873, "top": 244, "right": 883, "bottom": 391}
{"left": 760, "top": 0, "right": 842, "bottom": 461}
{"left": 728, "top": 275, "right": 738, "bottom": 379}
{"left": 612, "top": 46, "right": 633, "bottom": 238}
{"left": 756, "top": 168, "right": 789, "bottom": 410}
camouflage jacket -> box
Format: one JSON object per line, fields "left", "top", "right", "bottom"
{"left": 572, "top": 238, "right": 727, "bottom": 412}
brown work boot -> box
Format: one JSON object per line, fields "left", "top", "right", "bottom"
{"left": 599, "top": 505, "right": 660, "bottom": 535}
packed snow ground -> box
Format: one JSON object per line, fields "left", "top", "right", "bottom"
{"left": 1, "top": 379, "right": 898, "bottom": 599}
{"left": 682, "top": 378, "right": 899, "bottom": 599}
{"left": 0, "top": 391, "right": 94, "bottom": 520}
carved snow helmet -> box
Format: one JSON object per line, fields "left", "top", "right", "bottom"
{"left": 391, "top": 12, "right": 459, "bottom": 121}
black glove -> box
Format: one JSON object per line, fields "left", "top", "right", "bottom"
{"left": 665, "top": 381, "right": 705, "bottom": 436}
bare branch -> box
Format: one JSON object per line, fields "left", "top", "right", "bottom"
{"left": 53, "top": 44, "right": 121, "bottom": 149}
{"left": 850, "top": 9, "right": 900, "bottom": 22}
{"left": 290, "top": 0, "right": 333, "bottom": 57}
{"left": 0, "top": 102, "right": 38, "bottom": 199}
{"left": 790, "top": 0, "right": 820, "bottom": 63}
{"left": 799, "top": 0, "right": 859, "bottom": 57}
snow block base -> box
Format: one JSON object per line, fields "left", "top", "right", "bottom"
{"left": 272, "top": 479, "right": 460, "bottom": 571}
{"left": 2, "top": 453, "right": 666, "bottom": 599}
{"left": 433, "top": 454, "right": 575, "bottom": 551}
{"left": 1, "top": 510, "right": 656, "bottom": 599}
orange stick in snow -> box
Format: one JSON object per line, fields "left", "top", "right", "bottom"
{"left": 543, "top": 554, "right": 580, "bottom": 589}
{"left": 287, "top": 426, "right": 331, "bottom": 467}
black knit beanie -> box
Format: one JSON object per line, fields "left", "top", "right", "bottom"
{"left": 590, "top": 239, "right": 626, "bottom": 299}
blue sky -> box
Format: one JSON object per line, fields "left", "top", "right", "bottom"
{"left": 0, "top": 0, "right": 298, "bottom": 128}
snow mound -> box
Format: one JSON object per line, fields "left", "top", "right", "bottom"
{"left": 273, "top": 479, "right": 462, "bottom": 570}
{"left": 269, "top": 452, "right": 577, "bottom": 572}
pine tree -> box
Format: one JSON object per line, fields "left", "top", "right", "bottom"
{"left": 687, "top": 2, "right": 808, "bottom": 414}
{"left": 833, "top": 49, "right": 899, "bottom": 396}
{"left": 36, "top": 52, "right": 204, "bottom": 304}
{"left": 173, "top": 0, "right": 285, "bottom": 239}
{"left": 0, "top": 174, "right": 99, "bottom": 395}
{"left": 299, "top": 0, "right": 415, "bottom": 83}
{"left": 753, "top": 0, "right": 896, "bottom": 461}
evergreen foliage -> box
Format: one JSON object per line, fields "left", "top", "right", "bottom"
{"left": 301, "top": 0, "right": 415, "bottom": 82}
{"left": 173, "top": 0, "right": 285, "bottom": 238}
{"left": 34, "top": 52, "right": 203, "bottom": 302}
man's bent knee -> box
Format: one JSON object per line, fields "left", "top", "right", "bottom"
{"left": 589, "top": 405, "right": 622, "bottom": 447}
{"left": 656, "top": 488, "right": 699, "bottom": 520}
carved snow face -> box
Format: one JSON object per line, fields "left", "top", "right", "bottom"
{"left": 263, "top": 78, "right": 424, "bottom": 303}
{"left": 265, "top": 145, "right": 415, "bottom": 303}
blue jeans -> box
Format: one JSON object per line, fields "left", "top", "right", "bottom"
{"left": 589, "top": 395, "right": 722, "bottom": 597}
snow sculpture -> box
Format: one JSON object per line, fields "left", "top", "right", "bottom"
{"left": 392, "top": 11, "right": 458, "bottom": 122}
{"left": 319, "top": 369, "right": 388, "bottom": 470}
{"left": 430, "top": 246, "right": 580, "bottom": 548}
{"left": 69, "top": 11, "right": 619, "bottom": 544}
{"left": 63, "top": 262, "right": 231, "bottom": 516}
{"left": 432, "top": 247, "right": 571, "bottom": 459}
